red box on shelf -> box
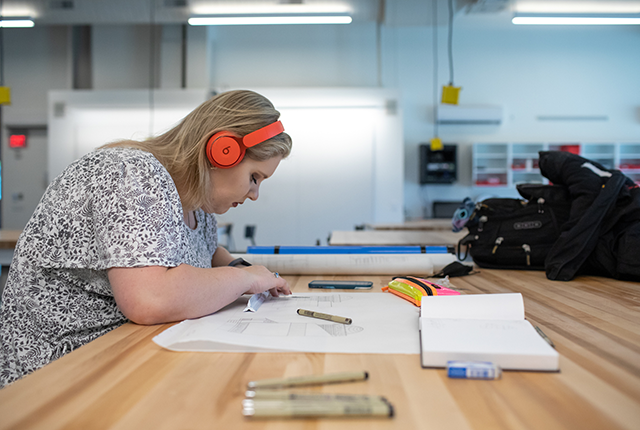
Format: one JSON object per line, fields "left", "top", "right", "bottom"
{"left": 560, "top": 145, "right": 580, "bottom": 154}
{"left": 512, "top": 159, "right": 526, "bottom": 170}
{"left": 476, "top": 178, "right": 506, "bottom": 186}
{"left": 620, "top": 160, "right": 640, "bottom": 170}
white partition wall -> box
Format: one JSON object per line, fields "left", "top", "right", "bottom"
{"left": 48, "top": 88, "right": 404, "bottom": 250}
{"left": 48, "top": 89, "right": 210, "bottom": 181}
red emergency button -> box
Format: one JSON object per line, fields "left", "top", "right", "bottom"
{"left": 9, "top": 134, "right": 26, "bottom": 148}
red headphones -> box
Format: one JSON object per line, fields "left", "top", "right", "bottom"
{"left": 206, "top": 121, "right": 285, "bottom": 169}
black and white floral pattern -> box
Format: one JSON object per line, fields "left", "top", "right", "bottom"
{"left": 0, "top": 148, "right": 217, "bottom": 387}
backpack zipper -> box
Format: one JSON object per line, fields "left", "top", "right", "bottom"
{"left": 478, "top": 215, "right": 488, "bottom": 232}
{"left": 522, "top": 244, "right": 531, "bottom": 265}
{"left": 492, "top": 237, "right": 504, "bottom": 254}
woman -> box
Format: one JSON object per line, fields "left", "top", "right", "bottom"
{"left": 0, "top": 90, "right": 292, "bottom": 387}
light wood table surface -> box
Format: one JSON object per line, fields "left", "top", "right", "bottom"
{"left": 0, "top": 230, "right": 21, "bottom": 249}
{"left": 1, "top": 269, "right": 639, "bottom": 429}
{"left": 329, "top": 229, "right": 465, "bottom": 247}
{"left": 0, "top": 230, "right": 21, "bottom": 267}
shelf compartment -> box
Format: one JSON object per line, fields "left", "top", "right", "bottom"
{"left": 583, "top": 144, "right": 615, "bottom": 157}
{"left": 619, "top": 144, "right": 640, "bottom": 157}
{"left": 512, "top": 143, "right": 544, "bottom": 158}
{"left": 474, "top": 143, "right": 507, "bottom": 157}
{"left": 475, "top": 158, "right": 509, "bottom": 171}
{"left": 475, "top": 172, "right": 507, "bottom": 186}
{"left": 619, "top": 160, "right": 640, "bottom": 170}
{"left": 548, "top": 144, "right": 580, "bottom": 154}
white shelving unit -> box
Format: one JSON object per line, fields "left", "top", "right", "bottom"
{"left": 511, "top": 143, "right": 545, "bottom": 186}
{"left": 473, "top": 143, "right": 640, "bottom": 188}
{"left": 618, "top": 143, "right": 640, "bottom": 185}
{"left": 472, "top": 143, "right": 509, "bottom": 187}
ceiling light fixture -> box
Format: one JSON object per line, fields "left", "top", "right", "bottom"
{"left": 0, "top": 17, "right": 35, "bottom": 28}
{"left": 512, "top": 13, "right": 640, "bottom": 25}
{"left": 188, "top": 13, "right": 352, "bottom": 26}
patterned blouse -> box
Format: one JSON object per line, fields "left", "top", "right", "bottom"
{"left": 0, "top": 148, "right": 218, "bottom": 387}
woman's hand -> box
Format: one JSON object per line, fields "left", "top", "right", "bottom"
{"left": 242, "top": 265, "right": 291, "bottom": 297}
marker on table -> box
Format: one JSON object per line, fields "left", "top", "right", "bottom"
{"left": 297, "top": 308, "right": 352, "bottom": 325}
{"left": 242, "top": 396, "right": 389, "bottom": 409}
{"left": 242, "top": 401, "right": 393, "bottom": 418}
{"left": 245, "top": 390, "right": 388, "bottom": 403}
{"left": 242, "top": 398, "right": 394, "bottom": 418}
{"left": 247, "top": 371, "right": 369, "bottom": 389}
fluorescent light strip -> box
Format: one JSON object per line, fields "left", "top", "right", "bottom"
{"left": 188, "top": 15, "right": 352, "bottom": 26}
{"left": 0, "top": 19, "right": 35, "bottom": 28}
{"left": 513, "top": 13, "right": 640, "bottom": 25}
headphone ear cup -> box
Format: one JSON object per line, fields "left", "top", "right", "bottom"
{"left": 206, "top": 132, "right": 246, "bottom": 168}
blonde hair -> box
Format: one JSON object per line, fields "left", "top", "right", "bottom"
{"left": 101, "top": 90, "right": 292, "bottom": 211}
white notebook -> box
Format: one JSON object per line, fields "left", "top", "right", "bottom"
{"left": 419, "top": 293, "right": 559, "bottom": 371}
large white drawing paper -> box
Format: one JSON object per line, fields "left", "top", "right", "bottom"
{"left": 153, "top": 293, "right": 420, "bottom": 354}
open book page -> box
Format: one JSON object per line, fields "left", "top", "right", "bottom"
{"left": 419, "top": 293, "right": 559, "bottom": 371}
{"left": 421, "top": 293, "right": 525, "bottom": 320}
{"left": 419, "top": 318, "right": 559, "bottom": 371}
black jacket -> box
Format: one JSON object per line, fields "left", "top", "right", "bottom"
{"left": 539, "top": 151, "right": 640, "bottom": 281}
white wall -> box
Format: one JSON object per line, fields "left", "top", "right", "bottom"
{"left": 0, "top": 26, "right": 70, "bottom": 123}
{"left": 2, "top": 7, "right": 640, "bottom": 229}
{"left": 47, "top": 88, "right": 404, "bottom": 249}
{"left": 206, "top": 22, "right": 380, "bottom": 88}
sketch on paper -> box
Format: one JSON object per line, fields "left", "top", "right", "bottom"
{"left": 153, "top": 292, "right": 422, "bottom": 355}
{"left": 223, "top": 317, "right": 364, "bottom": 337}
{"left": 269, "top": 294, "right": 353, "bottom": 309}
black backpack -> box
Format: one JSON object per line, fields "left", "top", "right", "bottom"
{"left": 458, "top": 184, "right": 571, "bottom": 270}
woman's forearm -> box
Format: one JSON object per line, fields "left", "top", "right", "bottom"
{"left": 108, "top": 263, "right": 289, "bottom": 325}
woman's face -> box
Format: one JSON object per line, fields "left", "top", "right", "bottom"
{"left": 204, "top": 156, "right": 282, "bottom": 214}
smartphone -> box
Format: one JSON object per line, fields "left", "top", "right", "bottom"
{"left": 308, "top": 280, "right": 373, "bottom": 290}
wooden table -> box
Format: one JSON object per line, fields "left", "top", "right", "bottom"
{"left": 1, "top": 270, "right": 639, "bottom": 429}
{"left": 0, "top": 230, "right": 21, "bottom": 267}
{"left": 329, "top": 229, "right": 465, "bottom": 247}
{"left": 0, "top": 230, "right": 21, "bottom": 249}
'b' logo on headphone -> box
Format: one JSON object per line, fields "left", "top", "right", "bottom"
{"left": 222, "top": 146, "right": 230, "bottom": 155}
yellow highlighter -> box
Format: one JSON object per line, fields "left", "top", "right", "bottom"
{"left": 382, "top": 280, "right": 424, "bottom": 307}
{"left": 382, "top": 276, "right": 457, "bottom": 307}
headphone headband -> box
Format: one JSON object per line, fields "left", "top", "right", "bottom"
{"left": 243, "top": 121, "right": 285, "bottom": 148}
